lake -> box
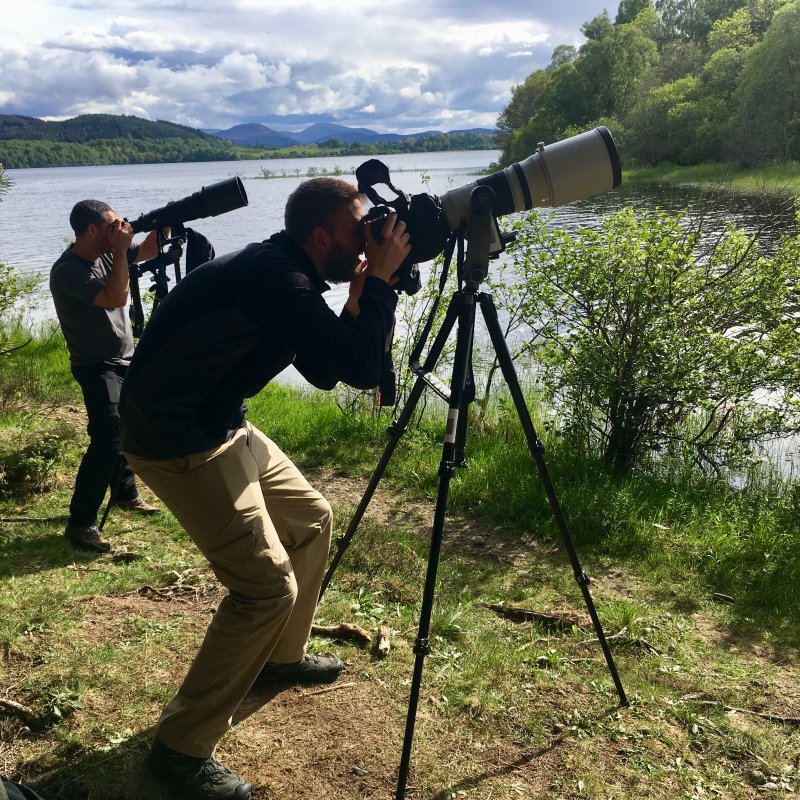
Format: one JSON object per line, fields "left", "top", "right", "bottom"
{"left": 2, "top": 150, "right": 799, "bottom": 469}
{"left": 2, "top": 150, "right": 796, "bottom": 322}
{"left": 0, "top": 151, "right": 504, "bottom": 319}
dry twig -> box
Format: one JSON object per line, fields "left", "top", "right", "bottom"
{"left": 376, "top": 626, "right": 391, "bottom": 658}
{"left": 0, "top": 697, "right": 42, "bottom": 728}
{"left": 311, "top": 622, "right": 372, "bottom": 646}
{"left": 680, "top": 696, "right": 800, "bottom": 726}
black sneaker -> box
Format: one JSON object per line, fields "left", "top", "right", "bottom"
{"left": 147, "top": 738, "right": 251, "bottom": 800}
{"left": 64, "top": 524, "right": 111, "bottom": 554}
{"left": 254, "top": 652, "right": 343, "bottom": 686}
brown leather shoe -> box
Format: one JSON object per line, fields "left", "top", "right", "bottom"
{"left": 64, "top": 524, "right": 111, "bottom": 553}
{"left": 114, "top": 497, "right": 160, "bottom": 515}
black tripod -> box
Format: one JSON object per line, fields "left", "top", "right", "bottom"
{"left": 320, "top": 186, "right": 628, "bottom": 799}
{"left": 98, "top": 229, "right": 185, "bottom": 532}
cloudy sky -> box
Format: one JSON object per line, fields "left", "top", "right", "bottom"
{"left": 2, "top": 1, "right": 615, "bottom": 134}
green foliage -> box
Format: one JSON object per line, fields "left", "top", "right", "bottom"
{"left": 0, "top": 422, "right": 78, "bottom": 497}
{"left": 0, "top": 136, "right": 236, "bottom": 169}
{"left": 497, "top": 0, "right": 797, "bottom": 169}
{"left": 0, "top": 115, "right": 498, "bottom": 168}
{"left": 240, "top": 131, "right": 499, "bottom": 163}
{"left": 0, "top": 262, "right": 39, "bottom": 330}
{"left": 506, "top": 205, "right": 800, "bottom": 473}
{"left": 0, "top": 113, "right": 238, "bottom": 168}
{"left": 0, "top": 113, "right": 220, "bottom": 143}
{"left": 0, "top": 162, "right": 11, "bottom": 199}
{"left": 731, "top": 0, "right": 800, "bottom": 164}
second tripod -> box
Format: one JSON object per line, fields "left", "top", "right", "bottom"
{"left": 321, "top": 185, "right": 629, "bottom": 799}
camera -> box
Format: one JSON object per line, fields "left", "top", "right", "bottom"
{"left": 356, "top": 126, "right": 621, "bottom": 295}
{"left": 128, "top": 177, "right": 249, "bottom": 234}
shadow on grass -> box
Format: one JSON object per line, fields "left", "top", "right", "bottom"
{"left": 0, "top": 523, "right": 119, "bottom": 580}
{"left": 20, "top": 726, "right": 166, "bottom": 800}
{"left": 20, "top": 685, "right": 293, "bottom": 800}
{"left": 428, "top": 704, "right": 623, "bottom": 800}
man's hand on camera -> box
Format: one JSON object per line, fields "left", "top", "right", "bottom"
{"left": 344, "top": 258, "right": 369, "bottom": 318}
{"left": 108, "top": 218, "right": 134, "bottom": 256}
{"left": 363, "top": 211, "right": 411, "bottom": 284}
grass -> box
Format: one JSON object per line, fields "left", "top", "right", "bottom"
{"left": 0, "top": 338, "right": 799, "bottom": 798}
{"left": 623, "top": 161, "right": 800, "bottom": 194}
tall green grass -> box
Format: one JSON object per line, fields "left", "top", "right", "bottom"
{"left": 624, "top": 161, "right": 800, "bottom": 193}
{"left": 4, "top": 329, "right": 798, "bottom": 624}
{"left": 250, "top": 382, "right": 800, "bottom": 623}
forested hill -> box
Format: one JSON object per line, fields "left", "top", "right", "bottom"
{"left": 0, "top": 114, "right": 236, "bottom": 168}
{"left": 0, "top": 114, "right": 498, "bottom": 169}
{"left": 0, "top": 114, "right": 220, "bottom": 143}
{"left": 497, "top": 0, "right": 800, "bottom": 169}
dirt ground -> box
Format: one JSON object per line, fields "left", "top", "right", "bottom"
{"left": 8, "top": 465, "right": 800, "bottom": 799}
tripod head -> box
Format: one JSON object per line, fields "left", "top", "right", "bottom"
{"left": 461, "top": 185, "right": 497, "bottom": 289}
{"left": 128, "top": 230, "right": 185, "bottom": 338}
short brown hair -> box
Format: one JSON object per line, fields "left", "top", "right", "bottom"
{"left": 284, "top": 178, "right": 362, "bottom": 244}
{"left": 70, "top": 199, "right": 113, "bottom": 236}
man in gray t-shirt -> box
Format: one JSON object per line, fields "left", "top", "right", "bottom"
{"left": 50, "top": 199, "right": 162, "bottom": 553}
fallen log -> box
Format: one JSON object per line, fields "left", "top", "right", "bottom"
{"left": 311, "top": 622, "right": 372, "bottom": 646}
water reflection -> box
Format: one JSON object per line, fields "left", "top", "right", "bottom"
{"left": 543, "top": 182, "right": 797, "bottom": 250}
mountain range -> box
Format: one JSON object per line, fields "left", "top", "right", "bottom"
{"left": 203, "top": 121, "right": 498, "bottom": 147}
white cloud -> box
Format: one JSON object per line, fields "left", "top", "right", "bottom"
{"left": 0, "top": 0, "right": 610, "bottom": 132}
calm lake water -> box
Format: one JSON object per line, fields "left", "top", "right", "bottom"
{"left": 1, "top": 151, "right": 503, "bottom": 319}
{"left": 2, "top": 150, "right": 799, "bottom": 469}
{"left": 2, "top": 150, "right": 796, "bottom": 320}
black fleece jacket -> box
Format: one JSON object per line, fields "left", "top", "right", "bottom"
{"left": 120, "top": 231, "right": 397, "bottom": 459}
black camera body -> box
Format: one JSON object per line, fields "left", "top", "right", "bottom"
{"left": 362, "top": 205, "right": 423, "bottom": 295}
{"left": 357, "top": 161, "right": 454, "bottom": 296}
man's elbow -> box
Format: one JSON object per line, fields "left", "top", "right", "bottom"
{"left": 93, "top": 289, "right": 128, "bottom": 309}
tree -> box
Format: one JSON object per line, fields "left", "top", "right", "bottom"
{"left": 575, "top": 22, "right": 659, "bottom": 119}
{"left": 731, "top": 0, "right": 800, "bottom": 164}
{"left": 0, "top": 164, "right": 11, "bottom": 200}
{"left": 506, "top": 205, "right": 800, "bottom": 474}
{"left": 656, "top": 0, "right": 748, "bottom": 41}
{"left": 616, "top": 0, "right": 654, "bottom": 23}
{"left": 548, "top": 44, "right": 578, "bottom": 70}
{"left": 627, "top": 74, "right": 726, "bottom": 163}
{"left": 581, "top": 10, "right": 614, "bottom": 40}
{"left": 496, "top": 71, "right": 551, "bottom": 160}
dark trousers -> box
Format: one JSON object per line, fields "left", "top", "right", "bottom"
{"left": 69, "top": 362, "right": 138, "bottom": 527}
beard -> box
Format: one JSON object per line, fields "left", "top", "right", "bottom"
{"left": 323, "top": 240, "right": 362, "bottom": 284}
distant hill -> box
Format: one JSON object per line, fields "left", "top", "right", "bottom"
{"left": 0, "top": 113, "right": 498, "bottom": 169}
{"left": 204, "top": 122, "right": 498, "bottom": 147}
{"left": 209, "top": 123, "right": 297, "bottom": 148}
{"left": 0, "top": 113, "right": 219, "bottom": 144}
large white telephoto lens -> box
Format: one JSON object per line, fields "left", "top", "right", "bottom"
{"left": 439, "top": 126, "right": 621, "bottom": 233}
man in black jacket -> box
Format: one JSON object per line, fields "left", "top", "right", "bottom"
{"left": 120, "top": 177, "right": 410, "bottom": 800}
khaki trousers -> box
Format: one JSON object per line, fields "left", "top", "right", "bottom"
{"left": 125, "top": 423, "right": 332, "bottom": 757}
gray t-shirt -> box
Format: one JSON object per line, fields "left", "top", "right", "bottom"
{"left": 50, "top": 246, "right": 136, "bottom": 366}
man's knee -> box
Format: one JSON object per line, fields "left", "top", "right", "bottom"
{"left": 316, "top": 495, "right": 333, "bottom": 531}
{"left": 229, "top": 570, "right": 298, "bottom": 618}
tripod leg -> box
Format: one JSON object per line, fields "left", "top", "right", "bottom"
{"left": 98, "top": 454, "right": 125, "bottom": 531}
{"left": 396, "top": 290, "right": 477, "bottom": 799}
{"left": 478, "top": 292, "right": 629, "bottom": 707}
{"left": 319, "top": 293, "right": 463, "bottom": 600}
